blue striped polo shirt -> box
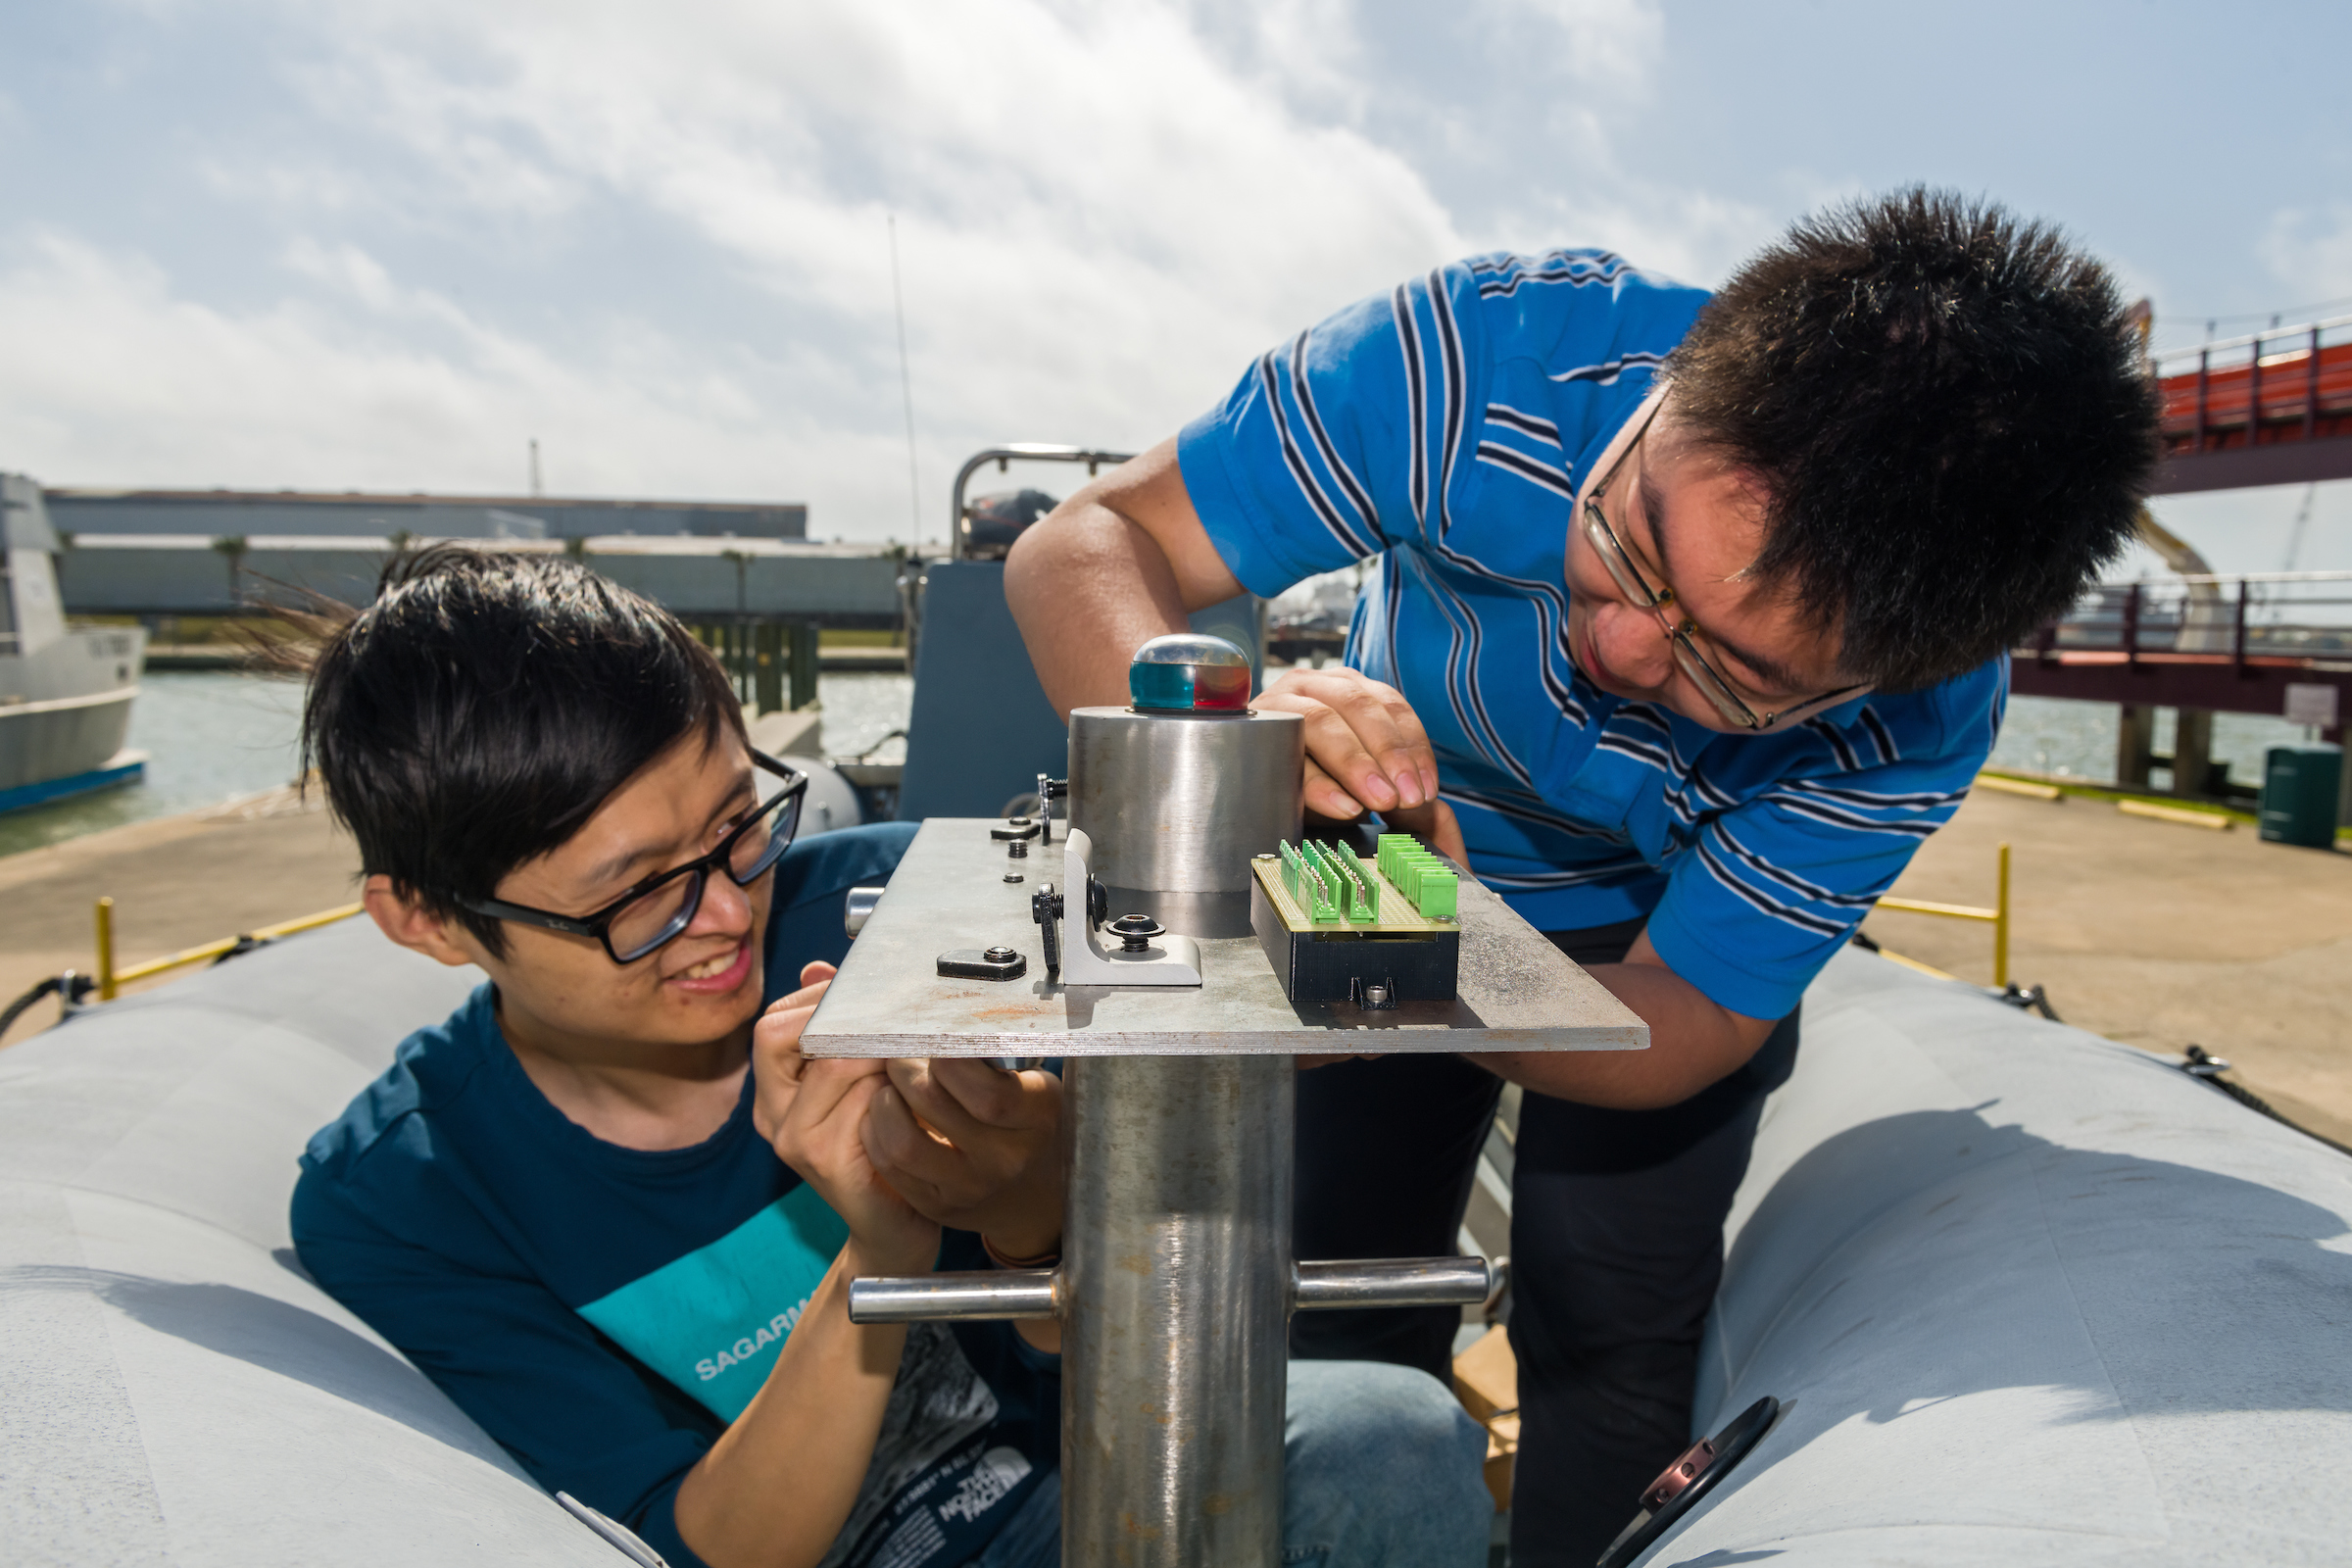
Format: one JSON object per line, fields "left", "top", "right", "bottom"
{"left": 1178, "top": 249, "right": 2004, "bottom": 1021}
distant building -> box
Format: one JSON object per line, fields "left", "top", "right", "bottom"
{"left": 44, "top": 488, "right": 808, "bottom": 542}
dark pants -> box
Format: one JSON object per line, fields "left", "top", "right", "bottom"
{"left": 1292, "top": 918, "right": 1798, "bottom": 1568}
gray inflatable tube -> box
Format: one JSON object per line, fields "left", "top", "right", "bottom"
{"left": 3, "top": 922, "right": 2348, "bottom": 1564}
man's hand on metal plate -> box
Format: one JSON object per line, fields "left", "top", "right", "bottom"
{"left": 1253, "top": 665, "right": 1467, "bottom": 864}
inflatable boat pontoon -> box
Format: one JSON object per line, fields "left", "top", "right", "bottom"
{"left": 4, "top": 903, "right": 2349, "bottom": 1564}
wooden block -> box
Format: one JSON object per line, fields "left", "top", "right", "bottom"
{"left": 1451, "top": 1324, "right": 1518, "bottom": 1425}
{"left": 1975, "top": 772, "right": 2063, "bottom": 801}
{"left": 2117, "top": 798, "right": 2234, "bottom": 830}
{"left": 1482, "top": 1428, "right": 1516, "bottom": 1513}
{"left": 1454, "top": 1324, "right": 1522, "bottom": 1509}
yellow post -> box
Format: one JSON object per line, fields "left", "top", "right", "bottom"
{"left": 1993, "top": 841, "right": 2012, "bottom": 990}
{"left": 95, "top": 896, "right": 118, "bottom": 1002}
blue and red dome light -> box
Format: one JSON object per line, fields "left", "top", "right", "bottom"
{"left": 1128, "top": 633, "right": 1252, "bottom": 713}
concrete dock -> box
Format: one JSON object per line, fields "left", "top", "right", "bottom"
{"left": 6, "top": 780, "right": 2350, "bottom": 1155}
{"left": 0, "top": 787, "right": 360, "bottom": 1049}
{"left": 1859, "top": 784, "right": 2352, "bottom": 1148}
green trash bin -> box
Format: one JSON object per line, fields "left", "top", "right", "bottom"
{"left": 2258, "top": 744, "right": 2343, "bottom": 848}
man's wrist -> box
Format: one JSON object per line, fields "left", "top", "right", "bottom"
{"left": 980, "top": 1228, "right": 1062, "bottom": 1269}
{"left": 978, "top": 1241, "right": 1062, "bottom": 1278}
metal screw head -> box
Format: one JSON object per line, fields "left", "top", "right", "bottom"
{"left": 984, "top": 946, "right": 1018, "bottom": 963}
{"left": 1004, "top": 872, "right": 1024, "bottom": 883}
{"left": 1105, "top": 912, "right": 1164, "bottom": 953}
{"left": 1363, "top": 984, "right": 1391, "bottom": 1007}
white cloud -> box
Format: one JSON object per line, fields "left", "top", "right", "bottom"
{"left": 0, "top": 230, "right": 850, "bottom": 502}
{"left": 4, "top": 0, "right": 1750, "bottom": 542}
{"left": 2261, "top": 203, "right": 2352, "bottom": 308}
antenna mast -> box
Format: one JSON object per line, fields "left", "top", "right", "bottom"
{"left": 888, "top": 215, "right": 922, "bottom": 546}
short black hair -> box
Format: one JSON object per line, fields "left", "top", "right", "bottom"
{"left": 301, "top": 545, "right": 743, "bottom": 956}
{"left": 1664, "top": 187, "right": 2160, "bottom": 692}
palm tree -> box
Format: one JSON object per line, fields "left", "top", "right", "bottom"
{"left": 211, "top": 535, "right": 248, "bottom": 607}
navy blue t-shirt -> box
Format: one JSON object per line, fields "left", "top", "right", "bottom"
{"left": 293, "top": 823, "right": 1059, "bottom": 1568}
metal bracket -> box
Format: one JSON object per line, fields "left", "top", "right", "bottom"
{"left": 937, "top": 947, "right": 1027, "bottom": 981}
{"left": 1056, "top": 829, "right": 1200, "bottom": 986}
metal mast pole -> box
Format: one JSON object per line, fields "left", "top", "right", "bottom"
{"left": 1061, "top": 1054, "right": 1293, "bottom": 1565}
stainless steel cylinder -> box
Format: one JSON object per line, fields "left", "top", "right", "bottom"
{"left": 1061, "top": 1054, "right": 1294, "bottom": 1568}
{"left": 842, "top": 885, "right": 885, "bottom": 940}
{"left": 1067, "top": 708, "right": 1302, "bottom": 938}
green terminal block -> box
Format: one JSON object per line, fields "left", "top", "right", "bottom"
{"left": 1279, "top": 840, "right": 1340, "bottom": 922}
{"left": 1377, "top": 833, "right": 1457, "bottom": 918}
{"left": 1307, "top": 838, "right": 1378, "bottom": 921}
{"left": 1253, "top": 834, "right": 1460, "bottom": 1004}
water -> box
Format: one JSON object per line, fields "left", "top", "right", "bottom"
{"left": 1, "top": 672, "right": 2310, "bottom": 859}
{"left": 0, "top": 672, "right": 310, "bottom": 858}
{"left": 0, "top": 670, "right": 920, "bottom": 858}
{"left": 1987, "top": 695, "right": 2315, "bottom": 791}
{"left": 817, "top": 673, "right": 912, "bottom": 762}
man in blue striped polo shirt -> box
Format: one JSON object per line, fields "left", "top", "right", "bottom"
{"left": 1007, "top": 189, "right": 2158, "bottom": 1564}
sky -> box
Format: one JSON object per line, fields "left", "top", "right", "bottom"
{"left": 5, "top": 0, "right": 2351, "bottom": 573}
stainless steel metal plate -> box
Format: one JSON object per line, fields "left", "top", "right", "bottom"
{"left": 803, "top": 819, "right": 1647, "bottom": 1057}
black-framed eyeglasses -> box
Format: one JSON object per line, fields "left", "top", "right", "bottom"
{"left": 458, "top": 751, "right": 808, "bottom": 963}
{"left": 1580, "top": 421, "right": 1868, "bottom": 731}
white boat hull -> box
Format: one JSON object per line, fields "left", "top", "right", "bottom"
{"left": 0, "top": 684, "right": 138, "bottom": 791}
{"left": 5, "top": 471, "right": 147, "bottom": 799}
{"left": 0, "top": 626, "right": 145, "bottom": 793}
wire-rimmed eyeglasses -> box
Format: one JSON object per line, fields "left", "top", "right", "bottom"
{"left": 459, "top": 751, "right": 808, "bottom": 963}
{"left": 1580, "top": 431, "right": 1867, "bottom": 731}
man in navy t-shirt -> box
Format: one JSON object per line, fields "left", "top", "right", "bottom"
{"left": 1006, "top": 190, "right": 2161, "bottom": 1563}
{"left": 292, "top": 548, "right": 1490, "bottom": 1568}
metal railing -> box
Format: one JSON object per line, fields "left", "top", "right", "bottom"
{"left": 93, "top": 896, "right": 365, "bottom": 1002}
{"left": 2150, "top": 315, "right": 2352, "bottom": 455}
{"left": 1875, "top": 841, "right": 2011, "bottom": 988}
{"left": 2031, "top": 573, "right": 2352, "bottom": 666}
{"left": 948, "top": 446, "right": 1134, "bottom": 562}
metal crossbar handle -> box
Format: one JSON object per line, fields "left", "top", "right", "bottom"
{"left": 1293, "top": 1256, "right": 1492, "bottom": 1309}
{"left": 850, "top": 1269, "right": 1058, "bottom": 1323}
{"left": 950, "top": 446, "right": 1137, "bottom": 560}
{"left": 847, "top": 1255, "right": 1490, "bottom": 1325}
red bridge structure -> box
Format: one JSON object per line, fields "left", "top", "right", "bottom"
{"left": 2007, "top": 314, "right": 2352, "bottom": 823}
{"left": 2144, "top": 313, "right": 2352, "bottom": 493}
